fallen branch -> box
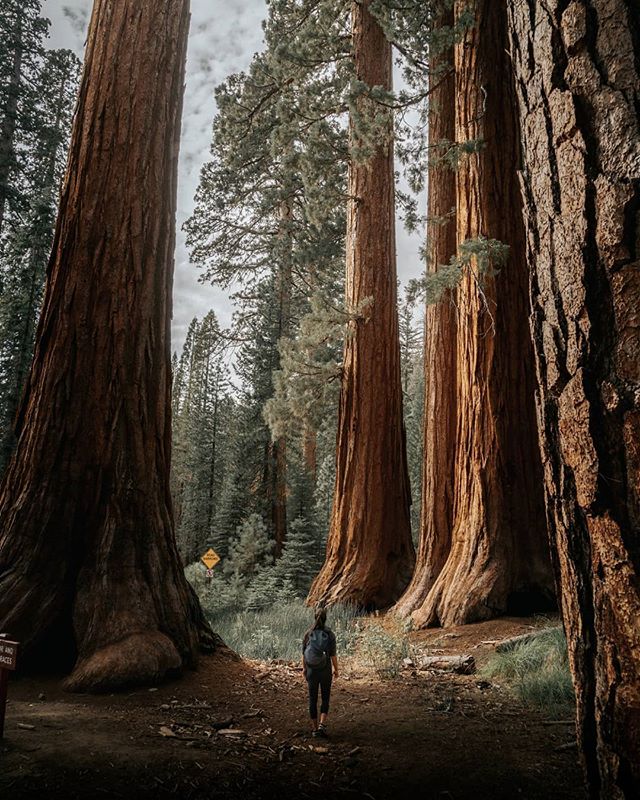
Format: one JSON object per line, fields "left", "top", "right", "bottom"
{"left": 416, "top": 655, "right": 476, "bottom": 674}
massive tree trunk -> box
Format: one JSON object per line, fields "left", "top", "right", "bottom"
{"left": 414, "top": 0, "right": 554, "bottom": 627}
{"left": 394, "top": 3, "right": 458, "bottom": 618}
{"left": 307, "top": 0, "right": 415, "bottom": 609}
{"left": 508, "top": 2, "right": 640, "bottom": 796}
{"left": 0, "top": 0, "right": 218, "bottom": 692}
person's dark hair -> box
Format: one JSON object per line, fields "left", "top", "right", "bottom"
{"left": 304, "top": 605, "right": 327, "bottom": 643}
{"left": 313, "top": 606, "right": 327, "bottom": 631}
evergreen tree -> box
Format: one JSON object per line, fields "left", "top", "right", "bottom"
{"left": 171, "top": 312, "right": 232, "bottom": 564}
{"left": 223, "top": 513, "right": 275, "bottom": 583}
{"left": 399, "top": 289, "right": 423, "bottom": 394}
{"left": 0, "top": 46, "right": 80, "bottom": 472}
{"left": 404, "top": 323, "right": 425, "bottom": 541}
{"left": 0, "top": 0, "right": 49, "bottom": 236}
{"left": 185, "top": 14, "right": 347, "bottom": 557}
{"left": 275, "top": 515, "right": 322, "bottom": 596}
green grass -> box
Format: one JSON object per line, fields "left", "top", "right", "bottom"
{"left": 482, "top": 627, "right": 575, "bottom": 709}
{"left": 208, "top": 600, "right": 361, "bottom": 662}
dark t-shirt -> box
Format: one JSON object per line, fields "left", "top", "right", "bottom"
{"left": 302, "top": 627, "right": 337, "bottom": 658}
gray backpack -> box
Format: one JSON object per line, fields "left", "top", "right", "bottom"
{"left": 304, "top": 629, "right": 330, "bottom": 669}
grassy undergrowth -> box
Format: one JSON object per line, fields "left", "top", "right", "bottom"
{"left": 482, "top": 627, "right": 575, "bottom": 710}
{"left": 208, "top": 600, "right": 361, "bottom": 662}
{"left": 207, "top": 599, "right": 410, "bottom": 678}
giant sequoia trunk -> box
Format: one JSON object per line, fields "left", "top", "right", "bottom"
{"left": 414, "top": 0, "right": 554, "bottom": 627}
{"left": 508, "top": 2, "right": 640, "bottom": 796}
{"left": 394, "top": 4, "right": 458, "bottom": 618}
{"left": 307, "top": 0, "right": 414, "bottom": 609}
{"left": 0, "top": 0, "right": 218, "bottom": 692}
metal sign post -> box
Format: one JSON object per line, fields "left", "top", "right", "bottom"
{"left": 0, "top": 635, "right": 18, "bottom": 739}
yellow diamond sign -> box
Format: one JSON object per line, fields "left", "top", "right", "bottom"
{"left": 201, "top": 547, "right": 220, "bottom": 570}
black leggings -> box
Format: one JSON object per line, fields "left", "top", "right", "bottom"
{"left": 306, "top": 666, "right": 332, "bottom": 719}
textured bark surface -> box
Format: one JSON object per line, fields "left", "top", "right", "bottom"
{"left": 415, "top": 0, "right": 554, "bottom": 628}
{"left": 395, "top": 5, "right": 458, "bottom": 618}
{"left": 308, "top": 0, "right": 415, "bottom": 609}
{"left": 508, "top": 2, "right": 640, "bottom": 796}
{"left": 0, "top": 0, "right": 218, "bottom": 692}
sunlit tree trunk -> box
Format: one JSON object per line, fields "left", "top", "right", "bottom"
{"left": 0, "top": 0, "right": 218, "bottom": 692}
{"left": 395, "top": 2, "right": 457, "bottom": 618}
{"left": 415, "top": 0, "right": 554, "bottom": 627}
{"left": 509, "top": 1, "right": 640, "bottom": 795}
{"left": 308, "top": 0, "right": 415, "bottom": 609}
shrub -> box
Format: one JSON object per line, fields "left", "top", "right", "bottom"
{"left": 356, "top": 623, "right": 409, "bottom": 679}
{"left": 482, "top": 627, "right": 575, "bottom": 709}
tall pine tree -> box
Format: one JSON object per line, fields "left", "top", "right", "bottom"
{"left": 0, "top": 46, "right": 80, "bottom": 472}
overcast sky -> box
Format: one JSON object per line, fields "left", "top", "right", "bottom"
{"left": 42, "top": 0, "right": 424, "bottom": 354}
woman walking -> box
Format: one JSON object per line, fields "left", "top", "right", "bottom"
{"left": 302, "top": 606, "right": 338, "bottom": 738}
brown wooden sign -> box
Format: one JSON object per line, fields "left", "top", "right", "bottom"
{"left": 0, "top": 639, "right": 18, "bottom": 671}
{"left": 0, "top": 636, "right": 19, "bottom": 738}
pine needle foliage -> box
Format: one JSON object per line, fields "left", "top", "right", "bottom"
{"left": 0, "top": 2, "right": 81, "bottom": 474}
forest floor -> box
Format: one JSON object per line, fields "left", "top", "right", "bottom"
{"left": 0, "top": 616, "right": 587, "bottom": 800}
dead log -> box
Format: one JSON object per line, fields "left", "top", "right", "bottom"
{"left": 416, "top": 654, "right": 476, "bottom": 674}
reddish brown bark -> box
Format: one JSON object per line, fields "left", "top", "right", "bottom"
{"left": 0, "top": 0, "right": 218, "bottom": 692}
{"left": 414, "top": 0, "right": 554, "bottom": 627}
{"left": 307, "top": 0, "right": 414, "bottom": 609}
{"left": 509, "top": 1, "right": 640, "bottom": 795}
{"left": 394, "top": 4, "right": 458, "bottom": 618}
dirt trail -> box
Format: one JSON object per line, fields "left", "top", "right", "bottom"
{"left": 0, "top": 617, "right": 586, "bottom": 800}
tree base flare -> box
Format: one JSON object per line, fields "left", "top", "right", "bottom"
{"left": 64, "top": 632, "right": 183, "bottom": 693}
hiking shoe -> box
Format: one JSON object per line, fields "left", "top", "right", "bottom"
{"left": 316, "top": 727, "right": 328, "bottom": 738}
